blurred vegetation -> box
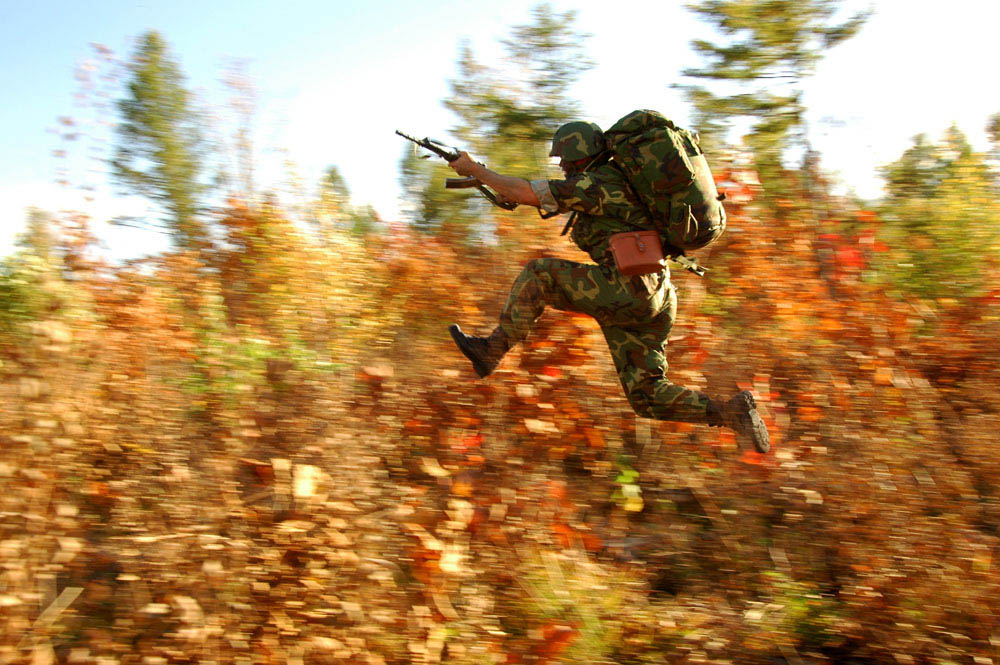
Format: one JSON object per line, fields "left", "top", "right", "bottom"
{"left": 111, "top": 31, "right": 209, "bottom": 252}
{"left": 876, "top": 126, "right": 1000, "bottom": 302}
{"left": 3, "top": 4, "right": 1000, "bottom": 665}
{"left": 681, "top": 0, "right": 870, "bottom": 203}
{"left": 406, "top": 4, "right": 589, "bottom": 238}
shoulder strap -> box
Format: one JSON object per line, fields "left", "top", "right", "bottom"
{"left": 609, "top": 159, "right": 707, "bottom": 277}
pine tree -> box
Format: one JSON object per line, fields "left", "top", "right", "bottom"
{"left": 315, "top": 166, "right": 379, "bottom": 237}
{"left": 877, "top": 126, "right": 1000, "bottom": 301}
{"left": 680, "top": 0, "right": 869, "bottom": 173}
{"left": 406, "top": 3, "right": 592, "bottom": 234}
{"left": 446, "top": 4, "right": 591, "bottom": 157}
{"left": 111, "top": 31, "right": 208, "bottom": 251}
{"left": 988, "top": 113, "right": 1000, "bottom": 148}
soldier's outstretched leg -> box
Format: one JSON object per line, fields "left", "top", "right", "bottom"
{"left": 603, "top": 305, "right": 769, "bottom": 452}
{"left": 601, "top": 302, "right": 715, "bottom": 425}
{"left": 451, "top": 257, "right": 582, "bottom": 377}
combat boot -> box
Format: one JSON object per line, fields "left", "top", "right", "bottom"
{"left": 707, "top": 390, "right": 770, "bottom": 453}
{"left": 449, "top": 324, "right": 511, "bottom": 378}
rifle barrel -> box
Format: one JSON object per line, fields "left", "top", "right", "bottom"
{"left": 394, "top": 129, "right": 515, "bottom": 211}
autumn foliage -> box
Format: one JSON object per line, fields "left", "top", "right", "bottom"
{"left": 2, "top": 158, "right": 1000, "bottom": 665}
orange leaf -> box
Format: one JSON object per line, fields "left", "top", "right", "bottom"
{"left": 581, "top": 532, "right": 603, "bottom": 552}
{"left": 584, "top": 427, "right": 605, "bottom": 448}
{"left": 451, "top": 480, "right": 474, "bottom": 497}
{"left": 873, "top": 367, "right": 894, "bottom": 386}
{"left": 552, "top": 523, "right": 574, "bottom": 548}
{"left": 461, "top": 433, "right": 483, "bottom": 449}
{"left": 540, "top": 365, "right": 563, "bottom": 379}
{"left": 715, "top": 430, "right": 736, "bottom": 447}
{"left": 535, "top": 623, "right": 580, "bottom": 663}
{"left": 796, "top": 406, "right": 822, "bottom": 422}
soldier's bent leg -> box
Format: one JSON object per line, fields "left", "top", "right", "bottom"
{"left": 500, "top": 259, "right": 576, "bottom": 342}
{"left": 602, "top": 305, "right": 713, "bottom": 424}
{"left": 452, "top": 258, "right": 582, "bottom": 378}
{"left": 456, "top": 258, "right": 623, "bottom": 378}
{"left": 499, "top": 258, "right": 623, "bottom": 342}
{"left": 602, "top": 308, "right": 770, "bottom": 450}
{"left": 500, "top": 258, "right": 605, "bottom": 342}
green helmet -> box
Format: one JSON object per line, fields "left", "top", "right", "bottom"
{"left": 549, "top": 121, "right": 606, "bottom": 161}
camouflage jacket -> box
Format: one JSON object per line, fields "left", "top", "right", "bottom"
{"left": 530, "top": 159, "right": 653, "bottom": 267}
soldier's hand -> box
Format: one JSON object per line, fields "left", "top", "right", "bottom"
{"left": 495, "top": 193, "right": 518, "bottom": 208}
{"left": 448, "top": 151, "right": 480, "bottom": 177}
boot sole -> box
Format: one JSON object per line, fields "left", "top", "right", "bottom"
{"left": 735, "top": 391, "right": 770, "bottom": 453}
{"left": 449, "top": 324, "right": 492, "bottom": 378}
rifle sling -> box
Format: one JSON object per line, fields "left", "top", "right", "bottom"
{"left": 559, "top": 212, "right": 577, "bottom": 235}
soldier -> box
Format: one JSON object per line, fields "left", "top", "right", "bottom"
{"left": 447, "top": 121, "right": 769, "bottom": 453}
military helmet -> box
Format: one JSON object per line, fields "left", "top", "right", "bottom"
{"left": 549, "top": 121, "right": 606, "bottom": 161}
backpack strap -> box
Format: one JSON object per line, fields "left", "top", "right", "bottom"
{"left": 559, "top": 212, "right": 578, "bottom": 236}
{"left": 607, "top": 159, "right": 707, "bottom": 276}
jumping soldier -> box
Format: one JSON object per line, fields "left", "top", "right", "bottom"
{"left": 446, "top": 120, "right": 769, "bottom": 453}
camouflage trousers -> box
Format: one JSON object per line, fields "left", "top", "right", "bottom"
{"left": 499, "top": 258, "right": 711, "bottom": 423}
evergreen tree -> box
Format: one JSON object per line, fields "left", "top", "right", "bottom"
{"left": 988, "top": 113, "right": 1000, "bottom": 148}
{"left": 406, "top": 4, "right": 592, "bottom": 235}
{"left": 680, "top": 0, "right": 869, "bottom": 174}
{"left": 447, "top": 4, "right": 591, "bottom": 157}
{"left": 111, "top": 31, "right": 208, "bottom": 251}
{"left": 315, "top": 166, "right": 379, "bottom": 238}
{"left": 321, "top": 166, "right": 350, "bottom": 202}
{"left": 876, "top": 126, "right": 1000, "bottom": 301}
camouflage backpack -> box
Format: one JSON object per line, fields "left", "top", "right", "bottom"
{"left": 605, "top": 110, "right": 726, "bottom": 252}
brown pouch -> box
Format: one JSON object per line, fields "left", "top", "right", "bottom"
{"left": 608, "top": 230, "right": 665, "bottom": 276}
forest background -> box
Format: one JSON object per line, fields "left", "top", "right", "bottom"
{"left": 3, "top": 1, "right": 1000, "bottom": 664}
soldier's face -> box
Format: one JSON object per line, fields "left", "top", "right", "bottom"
{"left": 559, "top": 157, "right": 584, "bottom": 176}
{"left": 550, "top": 147, "right": 576, "bottom": 175}
{"left": 559, "top": 157, "right": 587, "bottom": 176}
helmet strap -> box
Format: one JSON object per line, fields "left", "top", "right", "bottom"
{"left": 565, "top": 152, "right": 607, "bottom": 176}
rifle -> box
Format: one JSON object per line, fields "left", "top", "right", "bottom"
{"left": 395, "top": 130, "right": 518, "bottom": 211}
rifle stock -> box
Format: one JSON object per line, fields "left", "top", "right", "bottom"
{"left": 445, "top": 176, "right": 481, "bottom": 189}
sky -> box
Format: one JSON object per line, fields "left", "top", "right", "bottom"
{"left": 1, "top": 0, "right": 999, "bottom": 259}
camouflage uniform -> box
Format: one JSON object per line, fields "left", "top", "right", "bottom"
{"left": 497, "top": 157, "right": 711, "bottom": 423}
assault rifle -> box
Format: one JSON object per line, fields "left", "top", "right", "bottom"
{"left": 395, "top": 130, "right": 518, "bottom": 211}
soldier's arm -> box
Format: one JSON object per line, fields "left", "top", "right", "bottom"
{"left": 449, "top": 151, "right": 540, "bottom": 208}
{"left": 542, "top": 173, "right": 606, "bottom": 217}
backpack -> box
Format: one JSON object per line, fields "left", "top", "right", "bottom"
{"left": 605, "top": 110, "right": 726, "bottom": 253}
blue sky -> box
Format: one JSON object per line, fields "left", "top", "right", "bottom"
{"left": 2, "top": 0, "right": 1000, "bottom": 258}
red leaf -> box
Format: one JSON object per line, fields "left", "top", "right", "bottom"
{"left": 461, "top": 433, "right": 483, "bottom": 449}
{"left": 540, "top": 365, "right": 563, "bottom": 379}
